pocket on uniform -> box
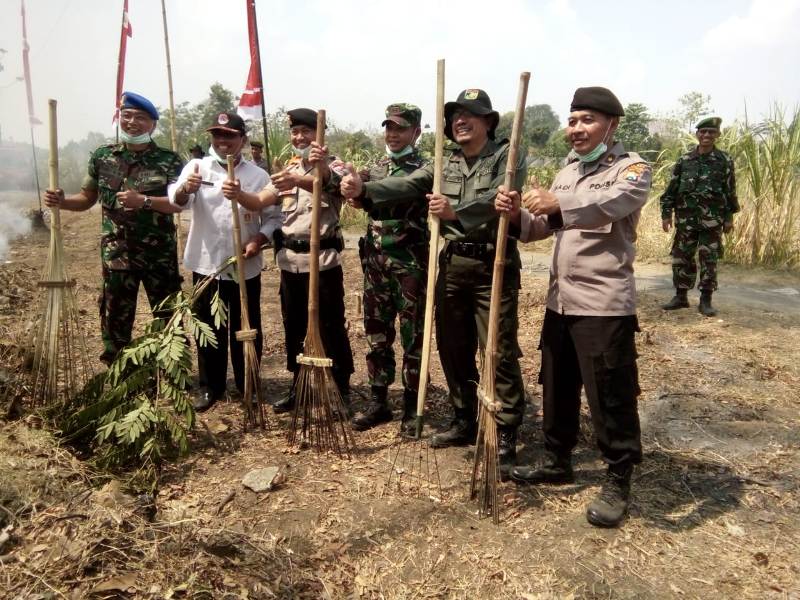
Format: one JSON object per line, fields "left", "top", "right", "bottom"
{"left": 594, "top": 345, "right": 641, "bottom": 404}
{"left": 441, "top": 179, "right": 461, "bottom": 197}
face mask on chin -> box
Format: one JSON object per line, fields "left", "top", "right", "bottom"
{"left": 292, "top": 145, "right": 311, "bottom": 160}
{"left": 386, "top": 144, "right": 414, "bottom": 160}
{"left": 119, "top": 129, "right": 152, "bottom": 145}
{"left": 575, "top": 121, "right": 613, "bottom": 163}
{"left": 208, "top": 144, "right": 242, "bottom": 166}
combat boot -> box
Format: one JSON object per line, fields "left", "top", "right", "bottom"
{"left": 698, "top": 290, "right": 717, "bottom": 317}
{"left": 273, "top": 386, "right": 296, "bottom": 414}
{"left": 511, "top": 452, "right": 573, "bottom": 484}
{"left": 351, "top": 386, "right": 392, "bottom": 431}
{"left": 400, "top": 389, "right": 419, "bottom": 437}
{"left": 662, "top": 289, "right": 689, "bottom": 310}
{"left": 498, "top": 425, "right": 518, "bottom": 481}
{"left": 429, "top": 408, "right": 477, "bottom": 448}
{"left": 586, "top": 463, "right": 633, "bottom": 528}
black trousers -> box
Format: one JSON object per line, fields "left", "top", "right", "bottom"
{"left": 539, "top": 309, "right": 642, "bottom": 466}
{"left": 435, "top": 251, "right": 525, "bottom": 427}
{"left": 279, "top": 266, "right": 354, "bottom": 389}
{"left": 192, "top": 272, "right": 263, "bottom": 397}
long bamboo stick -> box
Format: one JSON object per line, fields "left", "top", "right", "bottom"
{"left": 306, "top": 110, "right": 326, "bottom": 338}
{"left": 471, "top": 72, "right": 530, "bottom": 524}
{"left": 414, "top": 59, "right": 445, "bottom": 438}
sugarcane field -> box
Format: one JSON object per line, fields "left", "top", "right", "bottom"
{"left": 1, "top": 1, "right": 800, "bottom": 599}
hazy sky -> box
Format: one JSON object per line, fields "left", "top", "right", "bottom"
{"left": 1, "top": 0, "right": 798, "bottom": 145}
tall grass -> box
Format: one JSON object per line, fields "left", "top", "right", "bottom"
{"left": 637, "top": 106, "right": 800, "bottom": 269}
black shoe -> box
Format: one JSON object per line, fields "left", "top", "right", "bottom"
{"left": 351, "top": 401, "right": 393, "bottom": 431}
{"left": 586, "top": 464, "right": 633, "bottom": 528}
{"left": 511, "top": 452, "right": 573, "bottom": 484}
{"left": 498, "top": 426, "right": 518, "bottom": 482}
{"left": 429, "top": 417, "right": 477, "bottom": 448}
{"left": 698, "top": 291, "right": 717, "bottom": 317}
{"left": 193, "top": 388, "right": 222, "bottom": 412}
{"left": 400, "top": 389, "right": 419, "bottom": 437}
{"left": 273, "top": 388, "right": 296, "bottom": 414}
{"left": 662, "top": 290, "right": 689, "bottom": 310}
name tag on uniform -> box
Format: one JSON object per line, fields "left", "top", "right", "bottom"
{"left": 243, "top": 211, "right": 254, "bottom": 223}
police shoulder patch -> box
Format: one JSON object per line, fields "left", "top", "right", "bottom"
{"left": 620, "top": 162, "right": 648, "bottom": 182}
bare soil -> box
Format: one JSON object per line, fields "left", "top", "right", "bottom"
{"left": 1, "top": 203, "right": 799, "bottom": 599}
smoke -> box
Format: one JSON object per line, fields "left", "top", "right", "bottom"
{"left": 0, "top": 201, "right": 32, "bottom": 261}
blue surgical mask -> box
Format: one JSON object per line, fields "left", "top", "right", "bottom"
{"left": 386, "top": 144, "right": 414, "bottom": 160}
{"left": 120, "top": 130, "right": 151, "bottom": 145}
{"left": 575, "top": 142, "right": 607, "bottom": 163}
{"left": 292, "top": 145, "right": 311, "bottom": 160}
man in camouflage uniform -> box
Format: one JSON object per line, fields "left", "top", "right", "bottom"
{"left": 660, "top": 117, "right": 738, "bottom": 316}
{"left": 342, "top": 89, "right": 526, "bottom": 477}
{"left": 348, "top": 104, "right": 428, "bottom": 433}
{"left": 44, "top": 92, "right": 183, "bottom": 364}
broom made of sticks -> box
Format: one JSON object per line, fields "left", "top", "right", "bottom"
{"left": 32, "top": 99, "right": 92, "bottom": 406}
{"left": 470, "top": 72, "right": 530, "bottom": 524}
{"left": 288, "top": 110, "right": 354, "bottom": 457}
{"left": 225, "top": 155, "right": 266, "bottom": 430}
{"left": 385, "top": 58, "right": 446, "bottom": 499}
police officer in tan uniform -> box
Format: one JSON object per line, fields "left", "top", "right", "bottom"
{"left": 256, "top": 108, "right": 354, "bottom": 411}
{"left": 496, "top": 87, "right": 651, "bottom": 528}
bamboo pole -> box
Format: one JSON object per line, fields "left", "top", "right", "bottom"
{"left": 160, "top": 0, "right": 178, "bottom": 152}
{"left": 415, "top": 58, "right": 445, "bottom": 438}
{"left": 226, "top": 155, "right": 265, "bottom": 429}
{"left": 289, "top": 110, "right": 354, "bottom": 456}
{"left": 470, "top": 72, "right": 530, "bottom": 524}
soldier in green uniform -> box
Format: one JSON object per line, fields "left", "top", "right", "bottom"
{"left": 660, "top": 117, "right": 738, "bottom": 316}
{"left": 44, "top": 92, "right": 183, "bottom": 364}
{"left": 347, "top": 103, "right": 428, "bottom": 433}
{"left": 342, "top": 89, "right": 526, "bottom": 476}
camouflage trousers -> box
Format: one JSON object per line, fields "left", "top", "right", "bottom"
{"left": 99, "top": 265, "right": 182, "bottom": 365}
{"left": 360, "top": 243, "right": 426, "bottom": 392}
{"left": 671, "top": 225, "right": 723, "bottom": 291}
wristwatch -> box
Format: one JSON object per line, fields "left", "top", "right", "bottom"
{"left": 142, "top": 196, "right": 153, "bottom": 210}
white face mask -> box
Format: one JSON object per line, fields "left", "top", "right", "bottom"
{"left": 292, "top": 145, "right": 311, "bottom": 160}
{"left": 386, "top": 144, "right": 414, "bottom": 160}
{"left": 120, "top": 130, "right": 152, "bottom": 145}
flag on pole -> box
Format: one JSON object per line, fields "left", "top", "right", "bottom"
{"left": 21, "top": 0, "right": 41, "bottom": 125}
{"left": 237, "top": 0, "right": 264, "bottom": 122}
{"left": 113, "top": 0, "right": 133, "bottom": 123}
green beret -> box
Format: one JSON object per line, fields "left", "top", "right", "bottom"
{"left": 570, "top": 86, "right": 625, "bottom": 117}
{"left": 382, "top": 103, "right": 422, "bottom": 128}
{"left": 696, "top": 117, "right": 721, "bottom": 130}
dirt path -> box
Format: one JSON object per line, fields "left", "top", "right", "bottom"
{"left": 1, "top": 206, "right": 799, "bottom": 599}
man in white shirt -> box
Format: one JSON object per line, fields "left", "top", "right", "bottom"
{"left": 170, "top": 112, "right": 279, "bottom": 411}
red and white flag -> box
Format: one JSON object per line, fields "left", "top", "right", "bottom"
{"left": 113, "top": 0, "right": 133, "bottom": 123}
{"left": 237, "top": 0, "right": 264, "bottom": 122}
{"left": 21, "top": 0, "right": 41, "bottom": 125}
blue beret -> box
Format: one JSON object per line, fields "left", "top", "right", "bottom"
{"left": 120, "top": 91, "right": 159, "bottom": 121}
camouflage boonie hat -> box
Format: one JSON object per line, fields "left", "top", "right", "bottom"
{"left": 696, "top": 116, "right": 722, "bottom": 130}
{"left": 382, "top": 103, "right": 422, "bottom": 128}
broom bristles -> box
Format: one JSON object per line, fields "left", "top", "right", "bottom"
{"left": 240, "top": 339, "right": 266, "bottom": 429}
{"left": 470, "top": 355, "right": 501, "bottom": 524}
{"left": 384, "top": 434, "right": 443, "bottom": 501}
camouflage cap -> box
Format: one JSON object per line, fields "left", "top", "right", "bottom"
{"left": 382, "top": 103, "right": 422, "bottom": 128}
{"left": 696, "top": 116, "right": 722, "bottom": 130}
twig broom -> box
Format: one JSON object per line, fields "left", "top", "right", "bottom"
{"left": 385, "top": 59, "right": 446, "bottom": 500}
{"left": 31, "top": 99, "right": 91, "bottom": 406}
{"left": 226, "top": 155, "right": 266, "bottom": 429}
{"left": 470, "top": 72, "right": 530, "bottom": 523}
{"left": 288, "top": 110, "right": 354, "bottom": 457}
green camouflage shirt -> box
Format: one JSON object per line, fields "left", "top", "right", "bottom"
{"left": 660, "top": 146, "right": 739, "bottom": 228}
{"left": 360, "top": 150, "right": 429, "bottom": 255}
{"left": 363, "top": 138, "right": 526, "bottom": 244}
{"left": 82, "top": 142, "right": 183, "bottom": 271}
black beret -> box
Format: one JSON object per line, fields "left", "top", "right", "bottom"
{"left": 287, "top": 108, "right": 320, "bottom": 129}
{"left": 570, "top": 86, "right": 625, "bottom": 117}
{"left": 250, "top": 140, "right": 264, "bottom": 148}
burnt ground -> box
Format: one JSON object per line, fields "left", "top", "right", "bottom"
{"left": 0, "top": 202, "right": 798, "bottom": 599}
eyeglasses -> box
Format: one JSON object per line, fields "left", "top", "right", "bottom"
{"left": 119, "top": 111, "right": 153, "bottom": 124}
{"left": 450, "top": 108, "right": 479, "bottom": 121}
